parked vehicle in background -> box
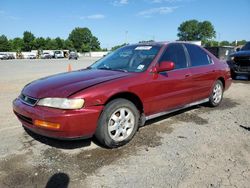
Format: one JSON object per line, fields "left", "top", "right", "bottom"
{"left": 227, "top": 41, "right": 250, "bottom": 79}
{"left": 41, "top": 53, "right": 52, "bottom": 59}
{"left": 0, "top": 53, "right": 8, "bottom": 60}
{"left": 13, "top": 42, "right": 232, "bottom": 148}
{"left": 7, "top": 54, "right": 15, "bottom": 59}
{"left": 205, "top": 46, "right": 235, "bottom": 61}
{"left": 68, "top": 52, "right": 78, "bottom": 60}
{"left": 54, "top": 50, "right": 64, "bottom": 58}
{"left": 27, "top": 54, "right": 36, "bottom": 59}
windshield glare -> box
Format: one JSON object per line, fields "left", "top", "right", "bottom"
{"left": 90, "top": 45, "right": 161, "bottom": 72}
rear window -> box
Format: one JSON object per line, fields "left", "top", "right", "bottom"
{"left": 185, "top": 44, "right": 211, "bottom": 67}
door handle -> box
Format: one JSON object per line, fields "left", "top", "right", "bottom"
{"left": 185, "top": 74, "right": 191, "bottom": 77}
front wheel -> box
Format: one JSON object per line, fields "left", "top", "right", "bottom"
{"left": 95, "top": 99, "right": 139, "bottom": 148}
{"left": 209, "top": 80, "right": 224, "bottom": 107}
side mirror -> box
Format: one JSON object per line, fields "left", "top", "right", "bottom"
{"left": 236, "top": 48, "right": 240, "bottom": 52}
{"left": 157, "top": 61, "right": 175, "bottom": 72}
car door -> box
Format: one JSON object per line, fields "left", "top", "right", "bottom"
{"left": 147, "top": 43, "right": 194, "bottom": 115}
{"left": 184, "top": 44, "right": 217, "bottom": 101}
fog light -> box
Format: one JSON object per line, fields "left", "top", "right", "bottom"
{"left": 34, "top": 120, "right": 60, "bottom": 130}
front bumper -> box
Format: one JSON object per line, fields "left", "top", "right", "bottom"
{"left": 13, "top": 98, "right": 103, "bottom": 139}
{"left": 227, "top": 61, "right": 250, "bottom": 75}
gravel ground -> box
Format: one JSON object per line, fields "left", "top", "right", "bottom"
{"left": 0, "top": 59, "right": 249, "bottom": 188}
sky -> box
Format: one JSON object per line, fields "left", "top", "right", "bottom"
{"left": 0, "top": 0, "right": 250, "bottom": 48}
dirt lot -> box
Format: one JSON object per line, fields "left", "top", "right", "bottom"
{"left": 0, "top": 59, "right": 249, "bottom": 188}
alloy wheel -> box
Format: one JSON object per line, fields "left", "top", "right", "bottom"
{"left": 108, "top": 107, "right": 135, "bottom": 142}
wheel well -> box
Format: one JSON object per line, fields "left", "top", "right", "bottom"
{"left": 218, "top": 77, "right": 225, "bottom": 89}
{"left": 105, "top": 92, "right": 144, "bottom": 113}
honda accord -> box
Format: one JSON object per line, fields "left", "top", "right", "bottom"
{"left": 13, "top": 42, "right": 232, "bottom": 148}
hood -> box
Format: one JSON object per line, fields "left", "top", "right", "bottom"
{"left": 230, "top": 50, "right": 250, "bottom": 57}
{"left": 22, "top": 69, "right": 130, "bottom": 98}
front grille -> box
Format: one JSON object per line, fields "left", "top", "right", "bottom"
{"left": 14, "top": 111, "right": 33, "bottom": 125}
{"left": 239, "top": 66, "right": 250, "bottom": 72}
{"left": 19, "top": 94, "right": 38, "bottom": 106}
{"left": 233, "top": 56, "right": 250, "bottom": 72}
{"left": 234, "top": 56, "right": 250, "bottom": 63}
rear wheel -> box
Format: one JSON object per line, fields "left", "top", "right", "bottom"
{"left": 95, "top": 99, "right": 139, "bottom": 148}
{"left": 209, "top": 80, "right": 223, "bottom": 107}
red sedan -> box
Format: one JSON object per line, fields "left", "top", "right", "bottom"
{"left": 13, "top": 42, "right": 232, "bottom": 148}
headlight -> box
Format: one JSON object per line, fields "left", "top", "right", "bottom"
{"left": 37, "top": 98, "right": 84, "bottom": 110}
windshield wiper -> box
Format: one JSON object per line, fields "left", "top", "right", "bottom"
{"left": 98, "top": 67, "right": 128, "bottom": 72}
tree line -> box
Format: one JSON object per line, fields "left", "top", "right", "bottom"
{"left": 177, "top": 19, "right": 247, "bottom": 47}
{"left": 0, "top": 27, "right": 102, "bottom": 52}
{"left": 0, "top": 20, "right": 248, "bottom": 52}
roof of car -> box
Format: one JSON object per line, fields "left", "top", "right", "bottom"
{"left": 132, "top": 41, "right": 201, "bottom": 46}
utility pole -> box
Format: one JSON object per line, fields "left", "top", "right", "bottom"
{"left": 218, "top": 32, "right": 221, "bottom": 46}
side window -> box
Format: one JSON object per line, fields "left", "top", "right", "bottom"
{"left": 185, "top": 44, "right": 211, "bottom": 67}
{"left": 159, "top": 44, "right": 187, "bottom": 69}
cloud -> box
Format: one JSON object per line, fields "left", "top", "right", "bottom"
{"left": 0, "top": 10, "right": 21, "bottom": 20}
{"left": 137, "top": 6, "right": 178, "bottom": 17}
{"left": 112, "top": 0, "right": 129, "bottom": 6}
{"left": 80, "top": 14, "right": 105, "bottom": 20}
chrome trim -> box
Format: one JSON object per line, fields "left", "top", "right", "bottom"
{"left": 146, "top": 98, "right": 209, "bottom": 120}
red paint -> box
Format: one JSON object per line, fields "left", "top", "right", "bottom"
{"left": 13, "top": 42, "right": 232, "bottom": 139}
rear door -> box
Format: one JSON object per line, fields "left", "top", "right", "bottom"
{"left": 147, "top": 43, "right": 193, "bottom": 114}
{"left": 184, "top": 44, "right": 217, "bottom": 101}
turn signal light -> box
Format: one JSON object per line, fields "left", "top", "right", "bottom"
{"left": 34, "top": 120, "right": 60, "bottom": 130}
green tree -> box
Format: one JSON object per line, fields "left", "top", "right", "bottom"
{"left": 68, "top": 27, "right": 100, "bottom": 52}
{"left": 10, "top": 37, "right": 24, "bottom": 51}
{"left": 55, "top": 37, "right": 64, "bottom": 49}
{"left": 220, "top": 40, "right": 230, "bottom": 46}
{"left": 81, "top": 43, "right": 91, "bottom": 52}
{"left": 203, "top": 40, "right": 219, "bottom": 47}
{"left": 0, "top": 35, "right": 11, "bottom": 52}
{"left": 231, "top": 40, "right": 247, "bottom": 46}
{"left": 63, "top": 39, "right": 74, "bottom": 50}
{"left": 33, "top": 37, "right": 46, "bottom": 50}
{"left": 90, "top": 36, "right": 101, "bottom": 51}
{"left": 177, "top": 20, "right": 216, "bottom": 42}
{"left": 45, "top": 38, "right": 58, "bottom": 50}
{"left": 23, "top": 31, "right": 35, "bottom": 51}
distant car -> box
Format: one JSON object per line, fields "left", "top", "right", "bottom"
{"left": 68, "top": 52, "right": 78, "bottom": 60}
{"left": 27, "top": 54, "right": 36, "bottom": 59}
{"left": 0, "top": 53, "right": 8, "bottom": 60}
{"left": 41, "top": 53, "right": 52, "bottom": 59}
{"left": 7, "top": 54, "right": 15, "bottom": 59}
{"left": 54, "top": 51, "right": 64, "bottom": 58}
{"left": 13, "top": 42, "right": 232, "bottom": 148}
{"left": 227, "top": 41, "right": 250, "bottom": 79}
{"left": 205, "top": 46, "right": 235, "bottom": 61}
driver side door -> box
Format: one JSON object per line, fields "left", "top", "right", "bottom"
{"left": 146, "top": 43, "right": 193, "bottom": 115}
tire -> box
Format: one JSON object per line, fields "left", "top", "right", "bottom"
{"left": 95, "top": 98, "right": 139, "bottom": 148}
{"left": 209, "top": 80, "right": 224, "bottom": 107}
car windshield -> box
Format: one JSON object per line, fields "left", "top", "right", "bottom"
{"left": 90, "top": 45, "right": 161, "bottom": 72}
{"left": 241, "top": 42, "right": 250, "bottom": 51}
